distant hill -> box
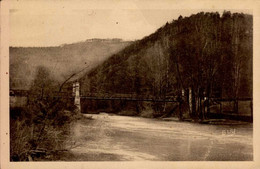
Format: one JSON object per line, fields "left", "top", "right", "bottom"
{"left": 10, "top": 39, "right": 132, "bottom": 90}
{"left": 79, "top": 12, "right": 252, "bottom": 117}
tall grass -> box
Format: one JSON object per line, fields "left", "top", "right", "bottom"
{"left": 10, "top": 97, "right": 80, "bottom": 161}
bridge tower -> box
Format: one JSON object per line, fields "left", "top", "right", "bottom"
{"left": 73, "top": 81, "right": 81, "bottom": 113}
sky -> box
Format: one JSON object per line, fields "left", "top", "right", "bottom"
{"left": 9, "top": 0, "right": 253, "bottom": 47}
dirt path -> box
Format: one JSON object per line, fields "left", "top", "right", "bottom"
{"left": 67, "top": 113, "right": 253, "bottom": 161}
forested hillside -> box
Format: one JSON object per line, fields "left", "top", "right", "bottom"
{"left": 10, "top": 39, "right": 132, "bottom": 90}
{"left": 80, "top": 11, "right": 252, "bottom": 118}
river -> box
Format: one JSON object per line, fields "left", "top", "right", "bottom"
{"left": 68, "top": 113, "right": 253, "bottom": 161}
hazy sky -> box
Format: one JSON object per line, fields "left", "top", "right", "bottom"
{"left": 9, "top": 0, "right": 252, "bottom": 47}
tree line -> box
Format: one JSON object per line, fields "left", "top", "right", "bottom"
{"left": 80, "top": 11, "right": 252, "bottom": 120}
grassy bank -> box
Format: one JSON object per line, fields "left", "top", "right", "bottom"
{"left": 10, "top": 102, "right": 82, "bottom": 161}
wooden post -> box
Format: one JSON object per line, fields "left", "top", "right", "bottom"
{"left": 178, "top": 89, "right": 185, "bottom": 120}
{"left": 73, "top": 81, "right": 81, "bottom": 113}
{"left": 189, "top": 87, "right": 192, "bottom": 116}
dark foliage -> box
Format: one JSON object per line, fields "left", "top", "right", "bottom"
{"left": 80, "top": 12, "right": 252, "bottom": 119}
{"left": 10, "top": 66, "right": 79, "bottom": 161}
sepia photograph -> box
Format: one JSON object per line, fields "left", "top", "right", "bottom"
{"left": 1, "top": 0, "right": 260, "bottom": 168}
